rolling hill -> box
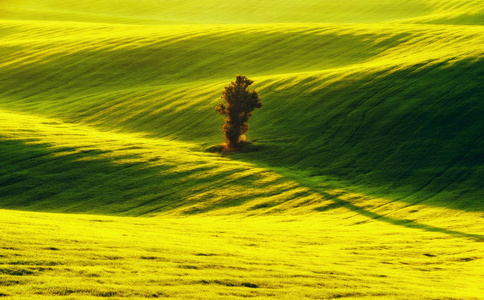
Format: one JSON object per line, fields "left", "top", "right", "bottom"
{"left": 0, "top": 0, "right": 483, "bottom": 299}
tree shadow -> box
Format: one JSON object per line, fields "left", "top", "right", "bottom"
{"left": 315, "top": 187, "right": 484, "bottom": 242}
{"left": 205, "top": 141, "right": 265, "bottom": 156}
{"left": 238, "top": 58, "right": 484, "bottom": 212}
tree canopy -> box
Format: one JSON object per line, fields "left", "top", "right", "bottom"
{"left": 215, "top": 75, "right": 262, "bottom": 150}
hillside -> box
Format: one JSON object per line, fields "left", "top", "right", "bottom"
{"left": 0, "top": 1, "right": 483, "bottom": 299}
{"left": 0, "top": 18, "right": 482, "bottom": 213}
{"left": 2, "top": 0, "right": 483, "bottom": 25}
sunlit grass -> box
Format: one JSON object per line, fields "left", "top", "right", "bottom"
{"left": 1, "top": 108, "right": 482, "bottom": 300}
{"left": 3, "top": 0, "right": 483, "bottom": 24}
{"left": 1, "top": 18, "right": 482, "bottom": 207}
{"left": 1, "top": 209, "right": 482, "bottom": 299}
{"left": 0, "top": 0, "right": 483, "bottom": 298}
{"left": 0, "top": 109, "right": 327, "bottom": 216}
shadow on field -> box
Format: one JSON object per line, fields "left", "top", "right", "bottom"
{"left": 0, "top": 139, "right": 284, "bottom": 216}
{"left": 237, "top": 58, "right": 484, "bottom": 212}
{"left": 0, "top": 139, "right": 221, "bottom": 215}
{"left": 315, "top": 189, "right": 484, "bottom": 241}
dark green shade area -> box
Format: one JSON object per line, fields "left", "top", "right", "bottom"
{"left": 240, "top": 58, "right": 484, "bottom": 211}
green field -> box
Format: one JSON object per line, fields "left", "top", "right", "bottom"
{"left": 0, "top": 0, "right": 483, "bottom": 299}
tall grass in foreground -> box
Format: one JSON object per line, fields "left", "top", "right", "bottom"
{"left": 0, "top": 209, "right": 482, "bottom": 299}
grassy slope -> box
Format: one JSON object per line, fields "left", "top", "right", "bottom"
{"left": 0, "top": 20, "right": 482, "bottom": 211}
{"left": 1, "top": 209, "right": 483, "bottom": 300}
{"left": 0, "top": 0, "right": 435, "bottom": 24}
{"left": 0, "top": 0, "right": 483, "bottom": 299}
{"left": 3, "top": 0, "right": 483, "bottom": 25}
{"left": 0, "top": 110, "right": 325, "bottom": 216}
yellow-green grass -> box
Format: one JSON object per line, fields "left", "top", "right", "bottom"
{"left": 1, "top": 0, "right": 484, "bottom": 299}
{"left": 1, "top": 18, "right": 483, "bottom": 210}
{"left": 0, "top": 108, "right": 332, "bottom": 216}
{"left": 1, "top": 107, "right": 481, "bottom": 219}
{"left": 2, "top": 0, "right": 483, "bottom": 25}
{"left": 0, "top": 207, "right": 483, "bottom": 299}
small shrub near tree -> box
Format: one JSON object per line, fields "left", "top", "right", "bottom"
{"left": 215, "top": 75, "right": 262, "bottom": 151}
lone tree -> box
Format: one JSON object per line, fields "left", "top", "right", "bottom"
{"left": 215, "top": 75, "right": 262, "bottom": 150}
